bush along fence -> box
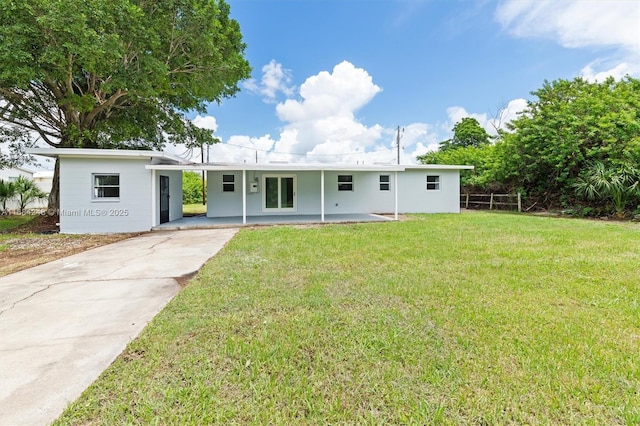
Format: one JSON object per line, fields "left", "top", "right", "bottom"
{"left": 461, "top": 193, "right": 522, "bottom": 212}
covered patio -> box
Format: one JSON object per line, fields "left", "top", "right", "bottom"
{"left": 147, "top": 163, "right": 405, "bottom": 227}
{"left": 152, "top": 213, "right": 393, "bottom": 230}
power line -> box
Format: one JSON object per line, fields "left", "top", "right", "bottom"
{"left": 220, "top": 141, "right": 395, "bottom": 157}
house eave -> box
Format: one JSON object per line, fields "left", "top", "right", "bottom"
{"left": 145, "top": 163, "right": 474, "bottom": 172}
{"left": 26, "top": 148, "right": 187, "bottom": 165}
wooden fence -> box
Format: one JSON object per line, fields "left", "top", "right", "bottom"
{"left": 461, "top": 193, "right": 522, "bottom": 212}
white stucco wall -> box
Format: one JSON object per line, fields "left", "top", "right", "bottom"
{"left": 207, "top": 170, "right": 403, "bottom": 217}
{"left": 206, "top": 171, "right": 243, "bottom": 217}
{"left": 397, "top": 169, "right": 461, "bottom": 213}
{"left": 59, "top": 157, "right": 153, "bottom": 233}
{"left": 0, "top": 167, "right": 32, "bottom": 181}
{"left": 206, "top": 168, "right": 462, "bottom": 217}
{"left": 323, "top": 171, "right": 395, "bottom": 214}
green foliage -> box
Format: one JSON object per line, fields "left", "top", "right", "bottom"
{"left": 1, "top": 0, "right": 249, "bottom": 208}
{"left": 182, "top": 171, "right": 204, "bottom": 205}
{"left": 0, "top": 0, "right": 250, "bottom": 150}
{"left": 419, "top": 117, "right": 496, "bottom": 190}
{"left": 574, "top": 162, "right": 640, "bottom": 218}
{"left": 13, "top": 176, "right": 48, "bottom": 213}
{"left": 439, "top": 117, "right": 491, "bottom": 151}
{"left": 0, "top": 178, "right": 17, "bottom": 211}
{"left": 494, "top": 77, "right": 640, "bottom": 205}
{"left": 418, "top": 145, "right": 497, "bottom": 188}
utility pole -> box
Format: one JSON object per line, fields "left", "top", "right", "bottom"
{"left": 396, "top": 126, "right": 404, "bottom": 165}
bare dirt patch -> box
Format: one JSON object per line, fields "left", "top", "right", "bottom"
{"left": 0, "top": 215, "right": 140, "bottom": 277}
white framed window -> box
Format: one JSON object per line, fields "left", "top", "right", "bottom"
{"left": 426, "top": 175, "right": 440, "bottom": 191}
{"left": 92, "top": 174, "right": 120, "bottom": 199}
{"left": 222, "top": 174, "right": 235, "bottom": 192}
{"left": 338, "top": 175, "right": 353, "bottom": 191}
{"left": 379, "top": 174, "right": 390, "bottom": 191}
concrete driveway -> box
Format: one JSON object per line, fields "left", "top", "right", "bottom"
{"left": 0, "top": 228, "right": 237, "bottom": 426}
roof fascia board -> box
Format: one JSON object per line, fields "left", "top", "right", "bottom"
{"left": 405, "top": 165, "right": 475, "bottom": 170}
{"left": 145, "top": 164, "right": 407, "bottom": 172}
{"left": 26, "top": 148, "right": 185, "bottom": 164}
{"left": 146, "top": 164, "right": 475, "bottom": 171}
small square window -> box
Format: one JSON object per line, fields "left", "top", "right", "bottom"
{"left": 93, "top": 174, "right": 120, "bottom": 199}
{"left": 222, "top": 174, "right": 235, "bottom": 192}
{"left": 379, "top": 175, "right": 390, "bottom": 191}
{"left": 338, "top": 175, "right": 353, "bottom": 191}
{"left": 426, "top": 175, "right": 440, "bottom": 191}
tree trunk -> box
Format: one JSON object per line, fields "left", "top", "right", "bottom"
{"left": 47, "top": 159, "right": 60, "bottom": 212}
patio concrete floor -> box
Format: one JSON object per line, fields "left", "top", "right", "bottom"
{"left": 153, "top": 213, "right": 394, "bottom": 230}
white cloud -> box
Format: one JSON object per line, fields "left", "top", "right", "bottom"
{"left": 442, "top": 98, "right": 528, "bottom": 140}
{"left": 445, "top": 106, "right": 490, "bottom": 132}
{"left": 207, "top": 134, "right": 277, "bottom": 163}
{"left": 243, "top": 60, "right": 295, "bottom": 103}
{"left": 495, "top": 0, "right": 640, "bottom": 51}
{"left": 268, "top": 61, "right": 388, "bottom": 163}
{"left": 192, "top": 115, "right": 218, "bottom": 131}
{"left": 201, "top": 62, "right": 493, "bottom": 164}
{"left": 580, "top": 61, "right": 639, "bottom": 82}
{"left": 491, "top": 98, "right": 527, "bottom": 131}
{"left": 276, "top": 61, "right": 382, "bottom": 122}
{"left": 496, "top": 0, "right": 640, "bottom": 80}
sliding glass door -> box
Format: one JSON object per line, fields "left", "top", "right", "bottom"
{"left": 263, "top": 175, "right": 297, "bottom": 211}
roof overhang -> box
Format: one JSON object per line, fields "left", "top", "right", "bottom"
{"left": 145, "top": 163, "right": 474, "bottom": 172}
{"left": 25, "top": 149, "right": 475, "bottom": 171}
{"left": 26, "top": 148, "right": 186, "bottom": 165}
{"left": 404, "top": 164, "right": 474, "bottom": 170}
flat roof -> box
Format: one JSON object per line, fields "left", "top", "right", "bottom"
{"left": 26, "top": 148, "right": 186, "bottom": 164}
{"left": 145, "top": 163, "right": 474, "bottom": 172}
{"left": 25, "top": 148, "right": 474, "bottom": 171}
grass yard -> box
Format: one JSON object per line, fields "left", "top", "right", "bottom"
{"left": 0, "top": 215, "right": 37, "bottom": 252}
{"left": 183, "top": 203, "right": 207, "bottom": 216}
{"left": 0, "top": 214, "right": 35, "bottom": 232}
{"left": 55, "top": 213, "right": 640, "bottom": 425}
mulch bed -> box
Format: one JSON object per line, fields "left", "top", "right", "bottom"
{"left": 11, "top": 214, "right": 60, "bottom": 234}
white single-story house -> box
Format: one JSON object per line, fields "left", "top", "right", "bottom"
{"left": 0, "top": 165, "right": 53, "bottom": 210}
{"left": 28, "top": 148, "right": 473, "bottom": 234}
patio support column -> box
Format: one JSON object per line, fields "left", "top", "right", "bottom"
{"left": 394, "top": 170, "right": 398, "bottom": 221}
{"left": 320, "top": 170, "right": 325, "bottom": 222}
{"left": 151, "top": 169, "right": 157, "bottom": 227}
{"left": 242, "top": 169, "right": 247, "bottom": 224}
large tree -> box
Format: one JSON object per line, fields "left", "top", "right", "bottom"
{"left": 418, "top": 117, "right": 494, "bottom": 189}
{"left": 494, "top": 76, "right": 640, "bottom": 206}
{"left": 0, "top": 0, "right": 250, "bottom": 208}
{"left": 438, "top": 117, "right": 491, "bottom": 152}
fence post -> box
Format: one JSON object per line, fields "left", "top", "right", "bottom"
{"left": 517, "top": 193, "right": 521, "bottom": 212}
{"left": 465, "top": 193, "right": 469, "bottom": 209}
{"left": 489, "top": 193, "right": 494, "bottom": 210}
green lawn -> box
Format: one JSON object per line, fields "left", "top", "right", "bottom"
{"left": 55, "top": 213, "right": 640, "bottom": 425}
{"left": 0, "top": 215, "right": 36, "bottom": 251}
{"left": 0, "top": 214, "right": 35, "bottom": 232}
{"left": 183, "top": 203, "right": 207, "bottom": 216}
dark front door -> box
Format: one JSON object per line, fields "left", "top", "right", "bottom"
{"left": 160, "top": 175, "right": 170, "bottom": 224}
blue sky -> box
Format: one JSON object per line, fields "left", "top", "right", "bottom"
{"left": 183, "top": 0, "right": 638, "bottom": 164}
